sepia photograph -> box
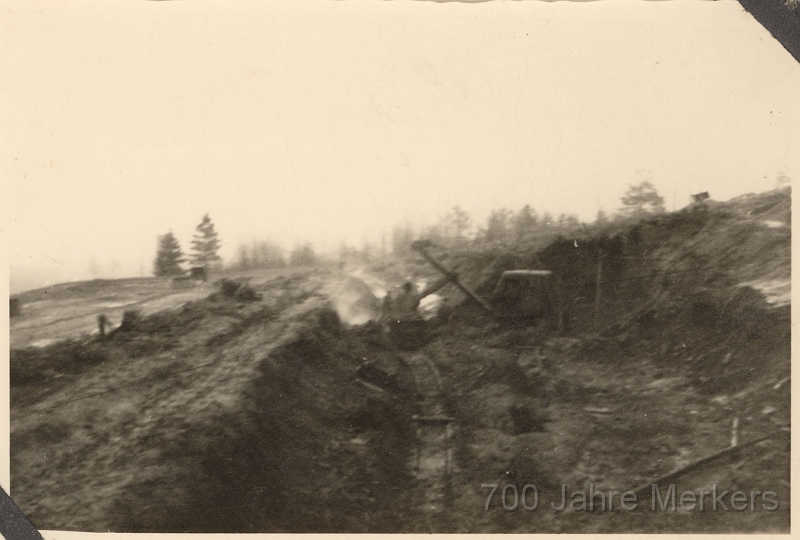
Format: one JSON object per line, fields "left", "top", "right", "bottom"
{"left": 2, "top": 0, "right": 797, "bottom": 534}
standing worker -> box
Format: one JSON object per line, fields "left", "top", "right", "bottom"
{"left": 393, "top": 282, "right": 420, "bottom": 316}
{"left": 383, "top": 281, "right": 427, "bottom": 350}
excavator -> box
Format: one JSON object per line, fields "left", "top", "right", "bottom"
{"left": 382, "top": 240, "right": 567, "bottom": 348}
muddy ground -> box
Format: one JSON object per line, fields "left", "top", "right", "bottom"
{"left": 10, "top": 188, "right": 791, "bottom": 533}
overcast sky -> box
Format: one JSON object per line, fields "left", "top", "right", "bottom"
{"left": 2, "top": 0, "right": 798, "bottom": 291}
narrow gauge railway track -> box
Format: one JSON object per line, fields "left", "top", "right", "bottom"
{"left": 400, "top": 350, "right": 455, "bottom": 516}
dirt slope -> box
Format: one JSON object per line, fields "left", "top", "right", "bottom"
{"left": 408, "top": 187, "right": 791, "bottom": 532}
{"left": 11, "top": 272, "right": 419, "bottom": 532}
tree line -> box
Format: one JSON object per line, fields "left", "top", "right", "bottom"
{"left": 155, "top": 181, "right": 666, "bottom": 274}
{"left": 390, "top": 180, "right": 665, "bottom": 254}
{"left": 155, "top": 214, "right": 322, "bottom": 277}
{"left": 231, "top": 241, "right": 318, "bottom": 270}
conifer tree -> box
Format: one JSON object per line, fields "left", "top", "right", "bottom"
{"left": 289, "top": 243, "right": 316, "bottom": 267}
{"left": 620, "top": 181, "right": 665, "bottom": 217}
{"left": 513, "top": 205, "right": 538, "bottom": 241}
{"left": 190, "top": 213, "right": 222, "bottom": 269}
{"left": 153, "top": 231, "right": 185, "bottom": 276}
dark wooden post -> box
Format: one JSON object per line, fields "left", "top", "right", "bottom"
{"left": 594, "top": 252, "right": 603, "bottom": 331}
{"left": 98, "top": 314, "right": 108, "bottom": 339}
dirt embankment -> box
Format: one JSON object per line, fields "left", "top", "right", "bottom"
{"left": 412, "top": 188, "right": 790, "bottom": 532}
{"left": 11, "top": 272, "right": 421, "bottom": 532}
{"left": 419, "top": 188, "right": 790, "bottom": 385}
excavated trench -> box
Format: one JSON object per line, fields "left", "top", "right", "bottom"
{"left": 9, "top": 268, "right": 790, "bottom": 533}
{"left": 335, "top": 197, "right": 791, "bottom": 532}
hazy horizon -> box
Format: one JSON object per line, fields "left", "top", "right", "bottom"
{"left": 3, "top": 0, "right": 799, "bottom": 293}
{"left": 7, "top": 181, "right": 790, "bottom": 294}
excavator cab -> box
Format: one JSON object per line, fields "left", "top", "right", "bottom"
{"left": 491, "top": 270, "right": 567, "bottom": 330}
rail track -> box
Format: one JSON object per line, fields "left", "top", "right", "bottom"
{"left": 401, "top": 350, "right": 455, "bottom": 516}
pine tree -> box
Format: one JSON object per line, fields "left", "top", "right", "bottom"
{"left": 252, "top": 240, "right": 286, "bottom": 269}
{"left": 190, "top": 213, "right": 222, "bottom": 269}
{"left": 290, "top": 243, "right": 316, "bottom": 267}
{"left": 444, "top": 205, "right": 471, "bottom": 239}
{"left": 513, "top": 205, "right": 538, "bottom": 241}
{"left": 153, "top": 231, "right": 185, "bottom": 276}
{"left": 483, "top": 209, "right": 513, "bottom": 243}
{"left": 620, "top": 181, "right": 665, "bottom": 218}
{"left": 235, "top": 244, "right": 251, "bottom": 270}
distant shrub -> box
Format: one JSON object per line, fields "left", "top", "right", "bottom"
{"left": 217, "top": 278, "right": 262, "bottom": 302}
{"left": 119, "top": 309, "right": 143, "bottom": 332}
{"left": 234, "top": 286, "right": 261, "bottom": 302}
{"left": 316, "top": 308, "right": 342, "bottom": 335}
{"left": 289, "top": 243, "right": 317, "bottom": 267}
{"left": 219, "top": 279, "right": 241, "bottom": 298}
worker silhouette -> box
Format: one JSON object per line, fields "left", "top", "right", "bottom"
{"left": 393, "top": 282, "right": 420, "bottom": 313}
